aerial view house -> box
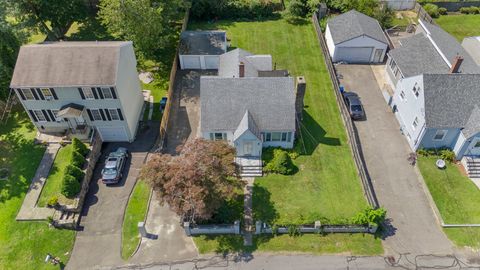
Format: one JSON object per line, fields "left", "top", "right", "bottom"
{"left": 10, "top": 41, "right": 144, "bottom": 142}
{"left": 199, "top": 48, "right": 305, "bottom": 175}
{"left": 179, "top": 31, "right": 227, "bottom": 70}
{"left": 325, "top": 10, "right": 388, "bottom": 63}
{"left": 462, "top": 36, "right": 480, "bottom": 66}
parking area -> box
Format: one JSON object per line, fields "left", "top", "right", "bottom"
{"left": 335, "top": 64, "right": 453, "bottom": 255}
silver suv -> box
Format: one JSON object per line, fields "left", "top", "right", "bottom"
{"left": 101, "top": 147, "right": 128, "bottom": 185}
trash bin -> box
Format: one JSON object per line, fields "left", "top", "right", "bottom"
{"left": 339, "top": 85, "right": 345, "bottom": 94}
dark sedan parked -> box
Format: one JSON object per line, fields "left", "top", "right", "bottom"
{"left": 343, "top": 92, "right": 365, "bottom": 120}
{"left": 101, "top": 147, "right": 128, "bottom": 185}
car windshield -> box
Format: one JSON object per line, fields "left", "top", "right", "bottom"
{"left": 103, "top": 168, "right": 117, "bottom": 175}
{"left": 351, "top": 105, "right": 363, "bottom": 112}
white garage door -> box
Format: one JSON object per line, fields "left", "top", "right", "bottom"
{"left": 204, "top": 56, "right": 219, "bottom": 69}
{"left": 336, "top": 47, "right": 373, "bottom": 63}
{"left": 181, "top": 55, "right": 201, "bottom": 69}
{"left": 97, "top": 126, "right": 129, "bottom": 142}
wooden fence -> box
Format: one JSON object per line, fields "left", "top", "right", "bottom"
{"left": 312, "top": 12, "right": 379, "bottom": 208}
{"left": 415, "top": 2, "right": 435, "bottom": 24}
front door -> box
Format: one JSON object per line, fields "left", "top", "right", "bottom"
{"left": 374, "top": 49, "right": 383, "bottom": 62}
{"left": 243, "top": 141, "right": 254, "bottom": 156}
{"left": 468, "top": 137, "right": 480, "bottom": 156}
{"left": 75, "top": 115, "right": 86, "bottom": 125}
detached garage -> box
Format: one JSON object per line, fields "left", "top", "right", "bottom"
{"left": 179, "top": 31, "right": 227, "bottom": 70}
{"left": 325, "top": 10, "right": 389, "bottom": 63}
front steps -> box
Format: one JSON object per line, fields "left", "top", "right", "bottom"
{"left": 53, "top": 209, "right": 79, "bottom": 229}
{"left": 235, "top": 156, "right": 263, "bottom": 177}
{"left": 462, "top": 156, "right": 480, "bottom": 178}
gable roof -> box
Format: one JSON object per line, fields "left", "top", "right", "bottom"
{"left": 462, "top": 36, "right": 480, "bottom": 66}
{"left": 423, "top": 74, "right": 480, "bottom": 136}
{"left": 218, "top": 49, "right": 272, "bottom": 77}
{"left": 179, "top": 31, "right": 226, "bottom": 55}
{"left": 11, "top": 41, "right": 131, "bottom": 87}
{"left": 327, "top": 10, "right": 388, "bottom": 45}
{"left": 200, "top": 76, "right": 296, "bottom": 132}
{"left": 233, "top": 110, "right": 261, "bottom": 141}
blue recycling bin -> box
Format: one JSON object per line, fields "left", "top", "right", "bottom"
{"left": 339, "top": 85, "right": 345, "bottom": 94}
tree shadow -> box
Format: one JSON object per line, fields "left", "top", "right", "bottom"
{"left": 67, "top": 15, "right": 115, "bottom": 41}
{"left": 296, "top": 110, "right": 341, "bottom": 155}
{"left": 252, "top": 184, "right": 278, "bottom": 224}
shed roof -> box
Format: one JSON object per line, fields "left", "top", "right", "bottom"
{"left": 11, "top": 41, "right": 131, "bottom": 87}
{"left": 179, "top": 31, "right": 226, "bottom": 55}
{"left": 327, "top": 10, "right": 388, "bottom": 45}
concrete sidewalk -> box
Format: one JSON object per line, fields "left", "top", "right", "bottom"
{"left": 16, "top": 143, "right": 59, "bottom": 221}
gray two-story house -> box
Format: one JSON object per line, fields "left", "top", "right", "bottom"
{"left": 10, "top": 41, "right": 144, "bottom": 142}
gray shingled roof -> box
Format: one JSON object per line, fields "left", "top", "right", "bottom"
{"left": 327, "top": 10, "right": 388, "bottom": 45}
{"left": 179, "top": 31, "right": 226, "bottom": 55}
{"left": 423, "top": 74, "right": 480, "bottom": 138}
{"left": 420, "top": 21, "right": 480, "bottom": 74}
{"left": 218, "top": 49, "right": 272, "bottom": 77}
{"left": 200, "top": 76, "right": 296, "bottom": 132}
{"left": 233, "top": 110, "right": 261, "bottom": 140}
{"left": 10, "top": 41, "right": 130, "bottom": 87}
{"left": 389, "top": 34, "right": 449, "bottom": 77}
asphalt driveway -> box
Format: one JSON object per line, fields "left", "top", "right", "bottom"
{"left": 67, "top": 121, "right": 159, "bottom": 270}
{"left": 335, "top": 64, "right": 453, "bottom": 255}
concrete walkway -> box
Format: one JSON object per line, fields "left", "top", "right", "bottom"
{"left": 16, "top": 143, "right": 60, "bottom": 221}
{"left": 243, "top": 178, "right": 254, "bottom": 246}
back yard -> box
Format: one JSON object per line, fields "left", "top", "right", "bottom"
{"left": 190, "top": 19, "right": 381, "bottom": 254}
{"left": 435, "top": 14, "right": 480, "bottom": 41}
{"left": 0, "top": 110, "right": 76, "bottom": 269}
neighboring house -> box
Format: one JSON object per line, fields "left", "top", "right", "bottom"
{"left": 179, "top": 31, "right": 227, "bottom": 70}
{"left": 10, "top": 41, "right": 144, "bottom": 142}
{"left": 199, "top": 48, "right": 305, "bottom": 174}
{"left": 325, "top": 10, "right": 388, "bottom": 63}
{"left": 462, "top": 36, "right": 480, "bottom": 66}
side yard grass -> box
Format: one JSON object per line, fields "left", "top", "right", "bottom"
{"left": 418, "top": 156, "right": 480, "bottom": 247}
{"left": 190, "top": 19, "right": 381, "bottom": 254}
{"left": 435, "top": 14, "right": 480, "bottom": 41}
{"left": 121, "top": 180, "right": 151, "bottom": 260}
{"left": 0, "top": 111, "right": 76, "bottom": 269}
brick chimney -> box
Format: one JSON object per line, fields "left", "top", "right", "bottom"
{"left": 295, "top": 76, "right": 306, "bottom": 123}
{"left": 239, "top": 62, "right": 245, "bottom": 78}
{"left": 450, "top": 56, "right": 464, "bottom": 73}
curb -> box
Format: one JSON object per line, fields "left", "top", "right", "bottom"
{"left": 129, "top": 186, "right": 153, "bottom": 259}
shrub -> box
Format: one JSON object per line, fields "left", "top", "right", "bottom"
{"left": 438, "top": 7, "right": 447, "bottom": 15}
{"left": 71, "top": 150, "right": 86, "bottom": 168}
{"left": 190, "top": 0, "right": 279, "bottom": 20}
{"left": 264, "top": 149, "right": 295, "bottom": 175}
{"left": 417, "top": 148, "right": 432, "bottom": 157}
{"left": 440, "top": 149, "right": 456, "bottom": 162}
{"left": 65, "top": 164, "right": 85, "bottom": 182}
{"left": 460, "top": 6, "right": 479, "bottom": 14}
{"left": 424, "top": 3, "right": 439, "bottom": 18}
{"left": 47, "top": 196, "right": 58, "bottom": 207}
{"left": 351, "top": 207, "right": 387, "bottom": 226}
{"left": 61, "top": 174, "right": 81, "bottom": 198}
{"left": 72, "top": 138, "right": 89, "bottom": 156}
{"left": 287, "top": 225, "right": 301, "bottom": 236}
{"left": 286, "top": 0, "right": 309, "bottom": 18}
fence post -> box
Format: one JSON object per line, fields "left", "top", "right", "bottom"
{"left": 234, "top": 220, "right": 240, "bottom": 235}
{"left": 184, "top": 222, "right": 192, "bottom": 236}
{"left": 255, "top": 221, "right": 262, "bottom": 235}
{"left": 314, "top": 220, "right": 322, "bottom": 233}
{"left": 138, "top": 222, "right": 148, "bottom": 237}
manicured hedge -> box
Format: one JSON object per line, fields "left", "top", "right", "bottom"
{"left": 64, "top": 164, "right": 85, "bottom": 182}
{"left": 61, "top": 174, "right": 81, "bottom": 198}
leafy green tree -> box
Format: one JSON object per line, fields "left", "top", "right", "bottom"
{"left": 98, "top": 0, "right": 187, "bottom": 62}
{"left": 6, "top": 0, "right": 88, "bottom": 41}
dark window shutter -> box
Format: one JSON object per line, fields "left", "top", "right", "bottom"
{"left": 99, "top": 109, "right": 106, "bottom": 121}
{"left": 110, "top": 87, "right": 117, "bottom": 99}
{"left": 91, "top": 87, "right": 99, "bottom": 99}
{"left": 104, "top": 109, "right": 111, "bottom": 121}
{"left": 36, "top": 88, "right": 45, "bottom": 100}
{"left": 86, "top": 109, "right": 94, "bottom": 121}
{"left": 97, "top": 87, "right": 104, "bottom": 99}
{"left": 117, "top": 109, "right": 124, "bottom": 120}
{"left": 78, "top": 88, "right": 85, "bottom": 99}
{"left": 17, "top": 89, "right": 26, "bottom": 100}
{"left": 28, "top": 110, "right": 38, "bottom": 122}
{"left": 47, "top": 110, "right": 55, "bottom": 121}
{"left": 63, "top": 118, "right": 68, "bottom": 122}
{"left": 50, "top": 88, "right": 58, "bottom": 100}
{"left": 42, "top": 110, "right": 51, "bottom": 122}
{"left": 31, "top": 88, "right": 39, "bottom": 100}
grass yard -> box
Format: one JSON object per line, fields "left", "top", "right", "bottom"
{"left": 435, "top": 14, "right": 480, "bottom": 41}
{"left": 0, "top": 111, "right": 76, "bottom": 269}
{"left": 121, "top": 180, "right": 151, "bottom": 260}
{"left": 189, "top": 19, "right": 380, "bottom": 254}
{"left": 418, "top": 156, "right": 480, "bottom": 247}
{"left": 37, "top": 144, "right": 75, "bottom": 207}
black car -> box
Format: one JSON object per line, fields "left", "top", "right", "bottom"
{"left": 343, "top": 92, "right": 365, "bottom": 120}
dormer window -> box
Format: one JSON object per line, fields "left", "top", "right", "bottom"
{"left": 412, "top": 83, "right": 420, "bottom": 98}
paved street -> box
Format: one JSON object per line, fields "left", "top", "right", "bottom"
{"left": 336, "top": 64, "right": 453, "bottom": 255}
{"left": 67, "top": 121, "right": 159, "bottom": 270}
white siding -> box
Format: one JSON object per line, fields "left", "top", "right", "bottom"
{"left": 325, "top": 25, "right": 336, "bottom": 59}
{"left": 453, "top": 131, "right": 467, "bottom": 156}
{"left": 179, "top": 55, "right": 220, "bottom": 70}
{"left": 333, "top": 36, "right": 387, "bottom": 63}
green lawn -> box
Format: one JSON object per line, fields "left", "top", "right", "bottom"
{"left": 0, "top": 111, "right": 76, "bottom": 269}
{"left": 37, "top": 144, "right": 74, "bottom": 207}
{"left": 189, "top": 19, "right": 380, "bottom": 254}
{"left": 435, "top": 14, "right": 480, "bottom": 41}
{"left": 418, "top": 156, "right": 480, "bottom": 247}
{"left": 121, "top": 180, "right": 151, "bottom": 260}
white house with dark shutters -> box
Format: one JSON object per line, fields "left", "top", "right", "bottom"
{"left": 10, "top": 41, "right": 144, "bottom": 142}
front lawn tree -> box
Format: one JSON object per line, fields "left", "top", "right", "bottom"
{"left": 141, "top": 139, "right": 242, "bottom": 222}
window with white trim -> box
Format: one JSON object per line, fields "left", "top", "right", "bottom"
{"left": 433, "top": 130, "right": 447, "bottom": 141}
{"left": 400, "top": 91, "right": 406, "bottom": 100}
{"left": 52, "top": 110, "right": 62, "bottom": 122}
{"left": 209, "top": 132, "right": 227, "bottom": 141}
{"left": 412, "top": 117, "right": 419, "bottom": 130}
{"left": 101, "top": 87, "right": 113, "bottom": 99}
{"left": 412, "top": 83, "right": 420, "bottom": 98}
{"left": 82, "top": 87, "right": 95, "bottom": 99}
{"left": 33, "top": 110, "right": 47, "bottom": 122}
{"left": 108, "top": 109, "right": 120, "bottom": 120}
{"left": 389, "top": 59, "right": 397, "bottom": 71}
{"left": 41, "top": 88, "right": 53, "bottom": 99}
{"left": 262, "top": 132, "right": 292, "bottom": 142}
{"left": 21, "top": 88, "right": 35, "bottom": 100}
{"left": 90, "top": 109, "right": 102, "bottom": 121}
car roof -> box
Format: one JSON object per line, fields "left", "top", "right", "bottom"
{"left": 105, "top": 160, "right": 118, "bottom": 169}
{"left": 349, "top": 97, "right": 362, "bottom": 106}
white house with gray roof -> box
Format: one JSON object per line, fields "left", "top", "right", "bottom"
{"left": 200, "top": 49, "right": 305, "bottom": 175}
{"left": 325, "top": 10, "right": 388, "bottom": 63}
{"left": 10, "top": 41, "right": 144, "bottom": 142}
